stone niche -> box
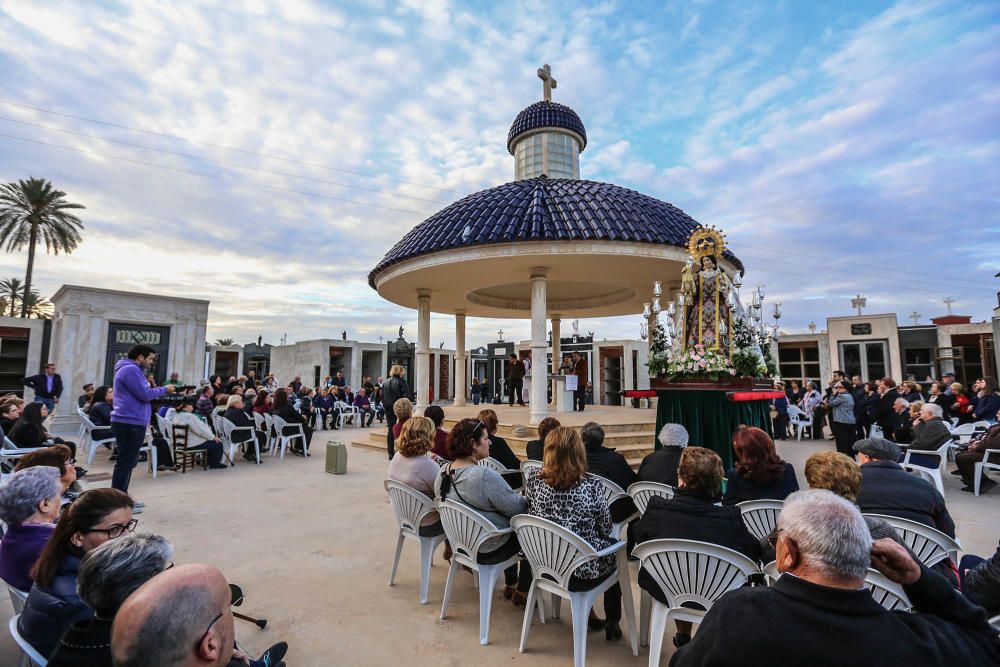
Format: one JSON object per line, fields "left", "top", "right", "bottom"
{"left": 49, "top": 285, "right": 209, "bottom": 398}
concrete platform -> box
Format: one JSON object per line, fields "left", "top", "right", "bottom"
{"left": 353, "top": 403, "right": 658, "bottom": 467}
{"left": 1, "top": 421, "right": 997, "bottom": 666}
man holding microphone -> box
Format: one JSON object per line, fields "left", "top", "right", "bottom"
{"left": 110, "top": 344, "right": 176, "bottom": 502}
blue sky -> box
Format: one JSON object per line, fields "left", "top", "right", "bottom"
{"left": 0, "top": 0, "right": 997, "bottom": 347}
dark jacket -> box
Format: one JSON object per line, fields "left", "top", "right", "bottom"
{"left": 870, "top": 388, "right": 901, "bottom": 432}
{"left": 585, "top": 442, "right": 637, "bottom": 493}
{"left": 22, "top": 373, "right": 63, "bottom": 399}
{"left": 8, "top": 421, "right": 48, "bottom": 449}
{"left": 721, "top": 462, "right": 799, "bottom": 505}
{"left": 964, "top": 540, "right": 1000, "bottom": 616}
{"left": 509, "top": 360, "right": 526, "bottom": 381}
{"left": 382, "top": 376, "right": 409, "bottom": 408}
{"left": 636, "top": 447, "right": 684, "bottom": 487}
{"left": 525, "top": 439, "right": 543, "bottom": 461}
{"left": 19, "top": 555, "right": 92, "bottom": 658}
{"left": 222, "top": 407, "right": 255, "bottom": 442}
{"left": 974, "top": 393, "right": 1000, "bottom": 421}
{"left": 572, "top": 357, "right": 588, "bottom": 385}
{"left": 47, "top": 617, "right": 113, "bottom": 667}
{"left": 927, "top": 393, "right": 954, "bottom": 413}
{"left": 488, "top": 435, "right": 520, "bottom": 471}
{"left": 909, "top": 417, "right": 952, "bottom": 452}
{"left": 856, "top": 460, "right": 955, "bottom": 537}
{"left": 633, "top": 489, "right": 761, "bottom": 604}
{"left": 669, "top": 564, "right": 1000, "bottom": 667}
{"left": 88, "top": 401, "right": 112, "bottom": 427}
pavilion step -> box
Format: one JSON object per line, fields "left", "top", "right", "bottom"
{"left": 441, "top": 417, "right": 655, "bottom": 438}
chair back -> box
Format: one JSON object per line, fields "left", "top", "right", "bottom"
{"left": 787, "top": 405, "right": 804, "bottom": 418}
{"left": 8, "top": 614, "right": 46, "bottom": 666}
{"left": 520, "top": 459, "right": 542, "bottom": 476}
{"left": 252, "top": 412, "right": 267, "bottom": 432}
{"left": 737, "top": 499, "right": 785, "bottom": 542}
{"left": 627, "top": 481, "right": 674, "bottom": 514}
{"left": 632, "top": 538, "right": 759, "bottom": 610}
{"left": 218, "top": 417, "right": 236, "bottom": 441}
{"left": 7, "top": 586, "right": 27, "bottom": 614}
{"left": 588, "top": 473, "right": 628, "bottom": 506}
{"left": 263, "top": 412, "right": 275, "bottom": 432}
{"left": 271, "top": 414, "right": 290, "bottom": 433}
{"left": 77, "top": 412, "right": 97, "bottom": 431}
{"left": 861, "top": 513, "right": 961, "bottom": 567}
{"left": 870, "top": 424, "right": 884, "bottom": 439}
{"left": 155, "top": 413, "right": 173, "bottom": 442}
{"left": 384, "top": 480, "right": 438, "bottom": 537}
{"left": 865, "top": 569, "right": 912, "bottom": 611}
{"left": 171, "top": 423, "right": 190, "bottom": 450}
{"left": 951, "top": 423, "right": 976, "bottom": 445}
{"left": 479, "top": 457, "right": 511, "bottom": 474}
{"left": 438, "top": 499, "right": 511, "bottom": 564}
{"left": 510, "top": 514, "right": 604, "bottom": 590}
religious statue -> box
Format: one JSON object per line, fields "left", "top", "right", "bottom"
{"left": 398, "top": 325, "right": 404, "bottom": 340}
{"left": 681, "top": 226, "right": 735, "bottom": 352}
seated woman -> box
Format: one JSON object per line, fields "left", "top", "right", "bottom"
{"left": 372, "top": 385, "right": 385, "bottom": 423}
{"left": 0, "top": 399, "right": 22, "bottom": 435}
{"left": 223, "top": 395, "right": 263, "bottom": 463}
{"left": 479, "top": 409, "right": 522, "bottom": 488}
{"left": 272, "top": 388, "right": 311, "bottom": 455}
{"left": 637, "top": 423, "right": 689, "bottom": 486}
{"left": 171, "top": 397, "right": 226, "bottom": 468}
{"left": 86, "top": 386, "right": 114, "bottom": 443}
{"left": 213, "top": 393, "right": 230, "bottom": 418}
{"left": 632, "top": 447, "right": 762, "bottom": 648}
{"left": 252, "top": 390, "right": 271, "bottom": 415}
{"left": 19, "top": 488, "right": 135, "bottom": 658}
{"left": 15, "top": 444, "right": 78, "bottom": 496}
{"left": 388, "top": 417, "right": 443, "bottom": 535}
{"left": 435, "top": 418, "right": 530, "bottom": 605}
{"left": 524, "top": 417, "right": 560, "bottom": 461}
{"left": 391, "top": 398, "right": 413, "bottom": 441}
{"left": 721, "top": 426, "right": 798, "bottom": 505}
{"left": 423, "top": 405, "right": 451, "bottom": 461}
{"left": 9, "top": 403, "right": 79, "bottom": 461}
{"left": 0, "top": 467, "right": 63, "bottom": 591}
{"left": 524, "top": 427, "right": 623, "bottom": 640}
{"left": 352, "top": 388, "right": 376, "bottom": 428}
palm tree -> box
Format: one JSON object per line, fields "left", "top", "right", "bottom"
{"left": 215, "top": 338, "right": 236, "bottom": 346}
{"left": 21, "top": 290, "right": 53, "bottom": 319}
{"left": 0, "top": 277, "right": 24, "bottom": 317}
{"left": 0, "top": 178, "right": 84, "bottom": 317}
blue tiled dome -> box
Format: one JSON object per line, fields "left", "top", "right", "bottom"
{"left": 369, "top": 177, "right": 742, "bottom": 286}
{"left": 507, "top": 101, "right": 588, "bottom": 155}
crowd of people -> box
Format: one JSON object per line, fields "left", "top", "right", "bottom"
{"left": 387, "top": 404, "right": 1000, "bottom": 664}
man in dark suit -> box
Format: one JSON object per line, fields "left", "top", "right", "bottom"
{"left": 22, "top": 363, "right": 63, "bottom": 412}
{"left": 572, "top": 352, "right": 588, "bottom": 411}
{"left": 507, "top": 354, "right": 526, "bottom": 406}
{"left": 870, "top": 378, "right": 901, "bottom": 441}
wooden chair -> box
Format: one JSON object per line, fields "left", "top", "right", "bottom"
{"left": 170, "top": 424, "right": 208, "bottom": 474}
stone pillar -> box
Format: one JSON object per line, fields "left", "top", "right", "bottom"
{"left": 454, "top": 311, "right": 467, "bottom": 407}
{"left": 529, "top": 269, "right": 549, "bottom": 424}
{"left": 415, "top": 289, "right": 431, "bottom": 410}
{"left": 550, "top": 315, "right": 561, "bottom": 405}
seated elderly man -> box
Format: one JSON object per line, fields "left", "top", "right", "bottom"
{"left": 891, "top": 398, "right": 913, "bottom": 443}
{"left": 853, "top": 437, "right": 955, "bottom": 538}
{"left": 907, "top": 402, "right": 954, "bottom": 468}
{"left": 637, "top": 423, "right": 689, "bottom": 487}
{"left": 112, "top": 563, "right": 288, "bottom": 667}
{"left": 670, "top": 490, "right": 1000, "bottom": 666}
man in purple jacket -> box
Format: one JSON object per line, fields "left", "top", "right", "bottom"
{"left": 110, "top": 345, "right": 175, "bottom": 498}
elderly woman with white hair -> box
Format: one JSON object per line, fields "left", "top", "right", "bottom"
{"left": 907, "top": 402, "right": 953, "bottom": 468}
{"left": 636, "top": 423, "right": 689, "bottom": 486}
{"left": 47, "top": 533, "right": 173, "bottom": 666}
{"left": 0, "top": 466, "right": 63, "bottom": 591}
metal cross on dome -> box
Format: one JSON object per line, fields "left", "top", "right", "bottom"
{"left": 851, "top": 294, "right": 867, "bottom": 316}
{"left": 910, "top": 311, "right": 922, "bottom": 325}
{"left": 943, "top": 297, "right": 955, "bottom": 315}
{"left": 537, "top": 64, "right": 557, "bottom": 101}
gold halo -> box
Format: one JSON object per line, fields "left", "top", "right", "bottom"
{"left": 687, "top": 225, "right": 727, "bottom": 260}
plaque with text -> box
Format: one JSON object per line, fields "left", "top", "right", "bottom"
{"left": 850, "top": 323, "right": 872, "bottom": 335}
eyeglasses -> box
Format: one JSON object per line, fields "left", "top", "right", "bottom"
{"left": 64, "top": 458, "right": 76, "bottom": 466}
{"left": 767, "top": 528, "right": 785, "bottom": 549}
{"left": 197, "top": 611, "right": 225, "bottom": 649}
{"left": 84, "top": 518, "right": 139, "bottom": 539}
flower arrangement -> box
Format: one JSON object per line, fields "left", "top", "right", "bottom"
{"left": 658, "top": 344, "right": 737, "bottom": 381}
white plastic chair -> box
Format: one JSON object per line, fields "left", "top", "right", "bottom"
{"left": 384, "top": 480, "right": 446, "bottom": 605}
{"left": 627, "top": 481, "right": 674, "bottom": 515}
{"left": 764, "top": 561, "right": 911, "bottom": 611}
{"left": 336, "top": 401, "right": 361, "bottom": 428}
{"left": 270, "top": 415, "right": 307, "bottom": 458}
{"left": 900, "top": 440, "right": 951, "bottom": 495}
{"left": 262, "top": 413, "right": 276, "bottom": 455}
{"left": 7, "top": 586, "right": 27, "bottom": 614}
{"left": 633, "top": 539, "right": 759, "bottom": 665}
{"left": 438, "top": 499, "right": 525, "bottom": 645}
{"left": 974, "top": 447, "right": 1000, "bottom": 496}
{"left": 787, "top": 405, "right": 812, "bottom": 440}
{"left": 870, "top": 424, "right": 885, "bottom": 439}
{"left": 589, "top": 474, "right": 638, "bottom": 539}
{"left": 990, "top": 614, "right": 1000, "bottom": 633}
{"left": 218, "top": 417, "right": 259, "bottom": 465}
{"left": 861, "top": 513, "right": 961, "bottom": 567}
{"left": 78, "top": 412, "right": 116, "bottom": 467}
{"left": 9, "top": 614, "right": 46, "bottom": 667}
{"left": 510, "top": 514, "right": 639, "bottom": 666}
{"left": 479, "top": 456, "right": 518, "bottom": 476}
{"left": 252, "top": 412, "right": 273, "bottom": 453}
{"left": 736, "top": 499, "right": 785, "bottom": 542}
{"left": 520, "top": 459, "right": 542, "bottom": 486}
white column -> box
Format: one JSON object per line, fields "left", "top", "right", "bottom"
{"left": 415, "top": 289, "right": 431, "bottom": 410}
{"left": 453, "top": 311, "right": 467, "bottom": 407}
{"left": 529, "top": 268, "right": 549, "bottom": 424}
{"left": 550, "top": 315, "right": 561, "bottom": 405}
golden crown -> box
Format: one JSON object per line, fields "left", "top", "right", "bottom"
{"left": 687, "top": 225, "right": 727, "bottom": 260}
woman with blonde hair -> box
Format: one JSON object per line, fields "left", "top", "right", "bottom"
{"left": 388, "top": 416, "right": 443, "bottom": 536}
{"left": 524, "top": 426, "right": 623, "bottom": 640}
{"left": 383, "top": 365, "right": 411, "bottom": 459}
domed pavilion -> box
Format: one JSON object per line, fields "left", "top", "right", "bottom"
{"left": 369, "top": 65, "right": 743, "bottom": 423}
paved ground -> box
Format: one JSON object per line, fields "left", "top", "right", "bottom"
{"left": 1, "top": 417, "right": 996, "bottom": 666}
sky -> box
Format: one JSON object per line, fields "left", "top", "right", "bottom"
{"left": 0, "top": 0, "right": 997, "bottom": 349}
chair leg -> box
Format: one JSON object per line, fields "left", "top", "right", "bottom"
{"left": 569, "top": 595, "right": 592, "bottom": 667}
{"left": 418, "top": 537, "right": 436, "bottom": 604}
{"left": 150, "top": 447, "right": 158, "bottom": 480}
{"left": 389, "top": 532, "right": 405, "bottom": 586}
{"left": 640, "top": 589, "right": 651, "bottom": 647}
{"left": 618, "top": 555, "right": 639, "bottom": 656}
{"left": 478, "top": 565, "right": 502, "bottom": 645}
{"left": 440, "top": 560, "right": 458, "bottom": 620}
{"left": 254, "top": 439, "right": 261, "bottom": 465}
{"left": 552, "top": 595, "right": 561, "bottom": 620}
{"left": 974, "top": 463, "right": 983, "bottom": 496}
{"left": 519, "top": 582, "right": 539, "bottom": 653}
{"left": 86, "top": 439, "right": 99, "bottom": 466}
{"left": 648, "top": 602, "right": 669, "bottom": 667}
